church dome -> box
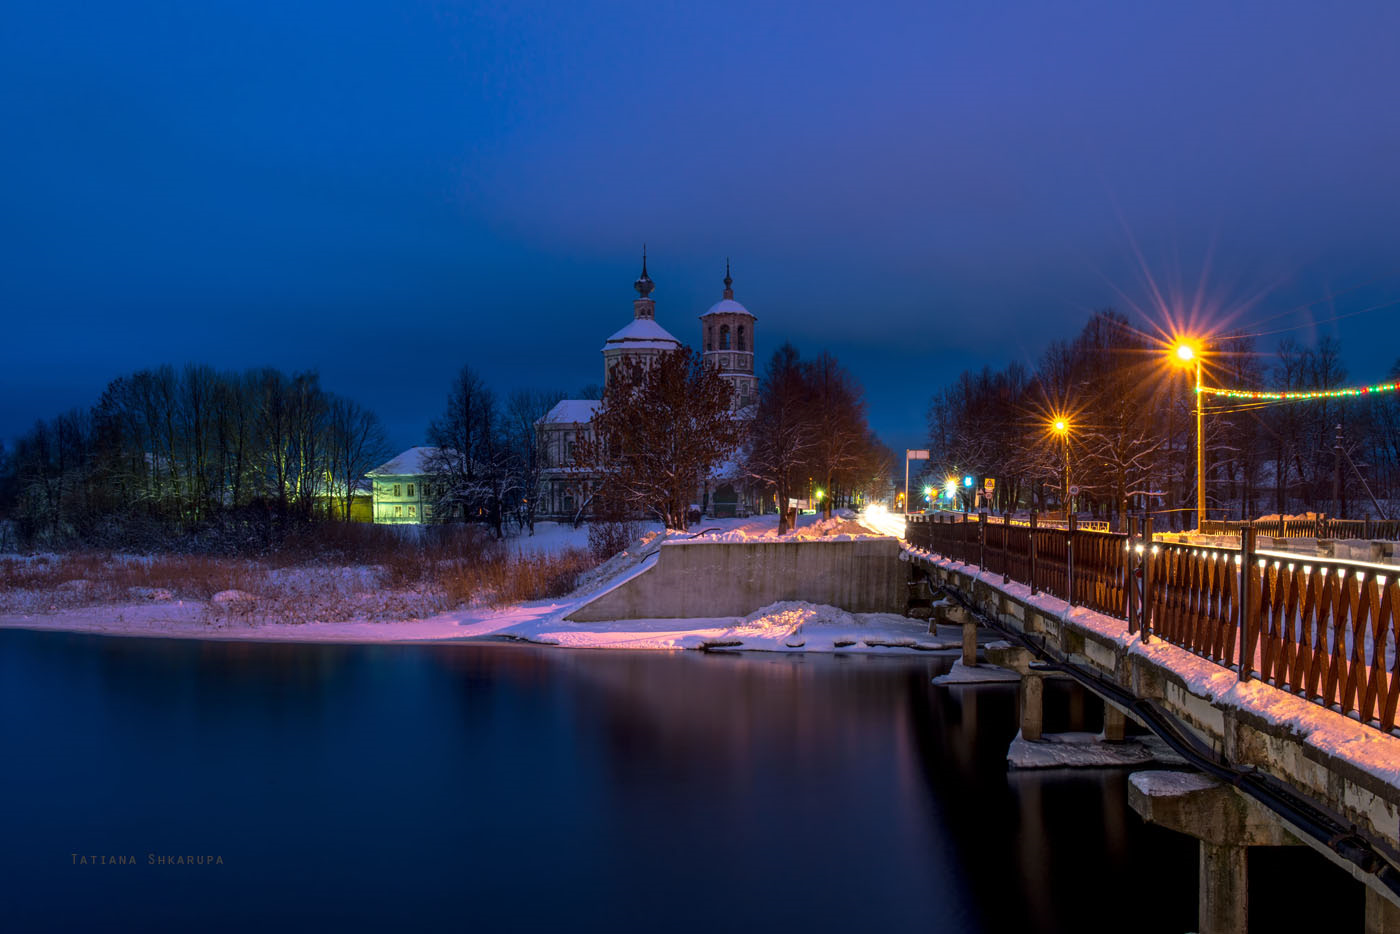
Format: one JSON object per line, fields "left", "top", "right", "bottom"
{"left": 602, "top": 316, "right": 682, "bottom": 351}
{"left": 699, "top": 260, "right": 756, "bottom": 319}
{"left": 701, "top": 297, "right": 753, "bottom": 318}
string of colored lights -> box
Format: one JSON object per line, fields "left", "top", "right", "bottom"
{"left": 1198, "top": 380, "right": 1400, "bottom": 401}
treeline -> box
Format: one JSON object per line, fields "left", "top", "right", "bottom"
{"left": 927, "top": 309, "right": 1400, "bottom": 529}
{"left": 0, "top": 365, "right": 389, "bottom": 549}
{"left": 748, "top": 344, "right": 893, "bottom": 530}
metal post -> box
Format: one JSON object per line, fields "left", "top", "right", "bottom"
{"left": 1066, "top": 513, "right": 1077, "bottom": 607}
{"left": 1239, "top": 527, "right": 1255, "bottom": 682}
{"left": 904, "top": 454, "right": 909, "bottom": 518}
{"left": 1003, "top": 510, "right": 1012, "bottom": 584}
{"left": 1142, "top": 514, "right": 1154, "bottom": 641}
{"left": 1333, "top": 423, "right": 1343, "bottom": 520}
{"left": 1126, "top": 514, "right": 1139, "bottom": 635}
{"left": 1196, "top": 358, "right": 1205, "bottom": 531}
{"left": 978, "top": 510, "right": 987, "bottom": 570}
{"left": 1029, "top": 509, "right": 1039, "bottom": 596}
{"left": 1063, "top": 434, "right": 1071, "bottom": 521}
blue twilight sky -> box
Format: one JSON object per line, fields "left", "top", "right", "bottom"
{"left": 3, "top": 0, "right": 1400, "bottom": 455}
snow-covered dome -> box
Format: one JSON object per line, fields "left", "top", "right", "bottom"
{"left": 700, "top": 261, "right": 756, "bottom": 319}
{"left": 602, "top": 316, "right": 682, "bottom": 351}
{"left": 701, "top": 297, "right": 753, "bottom": 318}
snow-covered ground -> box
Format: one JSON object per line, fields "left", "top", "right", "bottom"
{"left": 0, "top": 592, "right": 950, "bottom": 654}
{"left": 0, "top": 510, "right": 928, "bottom": 653}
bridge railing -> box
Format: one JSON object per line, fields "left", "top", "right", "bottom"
{"left": 1200, "top": 516, "right": 1400, "bottom": 540}
{"left": 906, "top": 513, "right": 1400, "bottom": 733}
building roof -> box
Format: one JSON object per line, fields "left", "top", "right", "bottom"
{"left": 537, "top": 399, "right": 601, "bottom": 425}
{"left": 602, "top": 316, "right": 682, "bottom": 351}
{"left": 700, "top": 297, "right": 755, "bottom": 319}
{"left": 367, "top": 446, "right": 440, "bottom": 477}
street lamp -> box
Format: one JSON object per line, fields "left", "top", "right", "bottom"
{"left": 1171, "top": 340, "right": 1205, "bottom": 530}
{"left": 1052, "top": 417, "right": 1071, "bottom": 520}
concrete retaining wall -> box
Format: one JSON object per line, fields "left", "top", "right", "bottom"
{"left": 565, "top": 537, "right": 906, "bottom": 621}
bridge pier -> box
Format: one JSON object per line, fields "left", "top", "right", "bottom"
{"left": 1020, "top": 670, "right": 1044, "bottom": 741}
{"left": 1101, "top": 703, "right": 1126, "bottom": 743}
{"left": 1368, "top": 888, "right": 1400, "bottom": 934}
{"left": 1129, "top": 771, "right": 1299, "bottom": 934}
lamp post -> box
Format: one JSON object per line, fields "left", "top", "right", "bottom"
{"left": 1052, "top": 418, "right": 1070, "bottom": 520}
{"left": 1172, "top": 341, "right": 1206, "bottom": 530}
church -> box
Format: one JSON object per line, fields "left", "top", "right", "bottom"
{"left": 534, "top": 254, "right": 767, "bottom": 521}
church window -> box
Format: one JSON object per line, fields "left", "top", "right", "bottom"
{"left": 720, "top": 325, "right": 730, "bottom": 349}
{"left": 707, "top": 326, "right": 714, "bottom": 351}
{"left": 737, "top": 326, "right": 746, "bottom": 351}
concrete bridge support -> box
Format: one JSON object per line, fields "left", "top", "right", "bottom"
{"left": 1020, "top": 670, "right": 1044, "bottom": 742}
{"left": 1100, "top": 704, "right": 1126, "bottom": 743}
{"left": 1129, "top": 771, "right": 1299, "bottom": 934}
{"left": 1368, "top": 889, "right": 1400, "bottom": 934}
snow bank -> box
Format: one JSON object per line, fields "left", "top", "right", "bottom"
{"left": 520, "top": 600, "right": 956, "bottom": 654}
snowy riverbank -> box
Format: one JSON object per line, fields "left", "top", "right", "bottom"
{"left": 0, "top": 510, "right": 938, "bottom": 654}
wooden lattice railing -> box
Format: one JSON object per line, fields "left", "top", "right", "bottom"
{"left": 905, "top": 514, "right": 1400, "bottom": 733}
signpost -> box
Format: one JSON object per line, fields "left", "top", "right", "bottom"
{"left": 904, "top": 449, "right": 929, "bottom": 516}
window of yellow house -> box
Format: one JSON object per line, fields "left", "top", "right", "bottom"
{"left": 407, "top": 483, "right": 415, "bottom": 497}
{"left": 408, "top": 505, "right": 416, "bottom": 518}
{"left": 424, "top": 504, "right": 433, "bottom": 518}
{"left": 394, "top": 505, "right": 403, "bottom": 517}
{"left": 393, "top": 483, "right": 401, "bottom": 496}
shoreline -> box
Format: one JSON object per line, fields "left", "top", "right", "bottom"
{"left": 0, "top": 595, "right": 954, "bottom": 655}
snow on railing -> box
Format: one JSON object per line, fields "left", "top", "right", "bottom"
{"left": 906, "top": 514, "right": 1400, "bottom": 733}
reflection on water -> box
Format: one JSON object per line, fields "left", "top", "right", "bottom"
{"left": 0, "top": 630, "right": 1200, "bottom": 933}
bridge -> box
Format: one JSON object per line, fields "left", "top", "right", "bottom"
{"left": 903, "top": 511, "right": 1400, "bottom": 934}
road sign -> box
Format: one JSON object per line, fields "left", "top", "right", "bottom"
{"left": 907, "top": 449, "right": 929, "bottom": 460}
{"left": 1069, "top": 485, "right": 1080, "bottom": 496}
{"left": 984, "top": 478, "right": 995, "bottom": 492}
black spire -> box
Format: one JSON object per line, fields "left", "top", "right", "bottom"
{"left": 722, "top": 257, "right": 734, "bottom": 300}
{"left": 634, "top": 245, "right": 654, "bottom": 298}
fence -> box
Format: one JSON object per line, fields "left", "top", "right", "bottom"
{"left": 1200, "top": 516, "right": 1400, "bottom": 541}
{"left": 906, "top": 513, "right": 1400, "bottom": 733}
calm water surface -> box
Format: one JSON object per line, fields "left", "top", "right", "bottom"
{"left": 0, "top": 629, "right": 1211, "bottom": 932}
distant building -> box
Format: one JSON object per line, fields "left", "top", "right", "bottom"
{"left": 314, "top": 477, "right": 374, "bottom": 523}
{"left": 366, "top": 446, "right": 448, "bottom": 525}
{"left": 534, "top": 254, "right": 768, "bottom": 521}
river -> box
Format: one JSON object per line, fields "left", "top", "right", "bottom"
{"left": 0, "top": 628, "right": 1343, "bottom": 932}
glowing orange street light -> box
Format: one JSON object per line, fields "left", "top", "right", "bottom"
{"left": 1171, "top": 339, "right": 1206, "bottom": 530}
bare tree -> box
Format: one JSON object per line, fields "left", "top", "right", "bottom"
{"left": 747, "top": 343, "right": 816, "bottom": 533}
{"left": 427, "top": 365, "right": 514, "bottom": 538}
{"left": 327, "top": 396, "right": 389, "bottom": 521}
{"left": 575, "top": 347, "right": 741, "bottom": 530}
{"left": 506, "top": 388, "right": 564, "bottom": 534}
